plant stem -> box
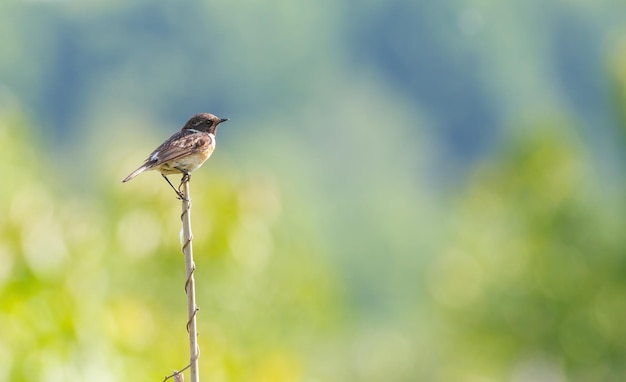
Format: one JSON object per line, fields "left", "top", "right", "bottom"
{"left": 181, "top": 179, "right": 199, "bottom": 382}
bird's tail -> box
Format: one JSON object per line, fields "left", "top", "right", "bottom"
{"left": 122, "top": 165, "right": 149, "bottom": 183}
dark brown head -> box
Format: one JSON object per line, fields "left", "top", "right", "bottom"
{"left": 182, "top": 113, "right": 229, "bottom": 135}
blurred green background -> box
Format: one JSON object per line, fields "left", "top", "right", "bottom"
{"left": 2, "top": 0, "right": 626, "bottom": 381}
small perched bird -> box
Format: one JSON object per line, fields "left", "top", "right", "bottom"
{"left": 122, "top": 113, "right": 229, "bottom": 198}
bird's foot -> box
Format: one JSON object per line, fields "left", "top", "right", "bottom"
{"left": 162, "top": 174, "right": 188, "bottom": 201}
{"left": 175, "top": 169, "right": 192, "bottom": 201}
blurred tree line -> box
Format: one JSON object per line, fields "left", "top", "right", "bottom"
{"left": 1, "top": 0, "right": 626, "bottom": 381}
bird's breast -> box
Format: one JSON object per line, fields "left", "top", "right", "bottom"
{"left": 158, "top": 134, "right": 216, "bottom": 174}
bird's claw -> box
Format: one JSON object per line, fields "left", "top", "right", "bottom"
{"left": 176, "top": 190, "right": 189, "bottom": 201}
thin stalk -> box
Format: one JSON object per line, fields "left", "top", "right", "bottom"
{"left": 181, "top": 179, "right": 199, "bottom": 382}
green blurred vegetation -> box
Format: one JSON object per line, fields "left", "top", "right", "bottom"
{"left": 2, "top": 0, "right": 626, "bottom": 381}
{"left": 428, "top": 117, "right": 626, "bottom": 380}
{"left": 0, "top": 109, "right": 347, "bottom": 381}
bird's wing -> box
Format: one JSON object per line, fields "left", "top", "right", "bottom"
{"left": 144, "top": 130, "right": 213, "bottom": 167}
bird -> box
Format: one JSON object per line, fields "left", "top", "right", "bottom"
{"left": 122, "top": 113, "right": 229, "bottom": 199}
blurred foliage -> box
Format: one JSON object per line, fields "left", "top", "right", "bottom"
{"left": 0, "top": 109, "right": 347, "bottom": 381}
{"left": 427, "top": 117, "right": 626, "bottom": 381}
{"left": 2, "top": 0, "right": 626, "bottom": 381}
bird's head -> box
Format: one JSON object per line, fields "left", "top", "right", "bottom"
{"left": 182, "top": 113, "right": 229, "bottom": 134}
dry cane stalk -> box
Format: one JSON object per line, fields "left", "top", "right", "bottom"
{"left": 180, "top": 179, "right": 200, "bottom": 382}
{"left": 162, "top": 178, "right": 200, "bottom": 382}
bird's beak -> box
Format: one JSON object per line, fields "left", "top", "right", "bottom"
{"left": 219, "top": 118, "right": 229, "bottom": 124}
